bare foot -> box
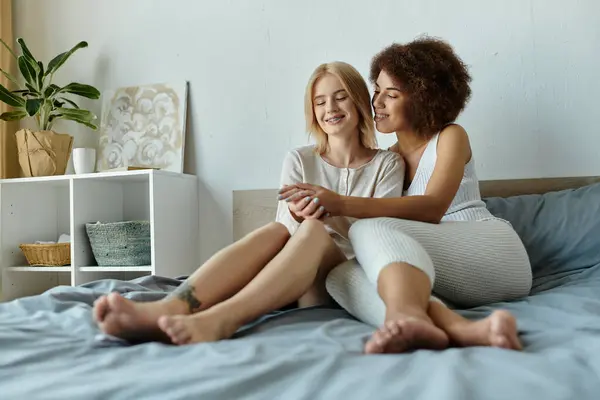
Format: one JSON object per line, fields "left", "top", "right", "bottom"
{"left": 364, "top": 314, "right": 450, "bottom": 354}
{"left": 93, "top": 292, "right": 184, "bottom": 343}
{"left": 446, "top": 310, "right": 522, "bottom": 350}
{"left": 157, "top": 309, "right": 238, "bottom": 345}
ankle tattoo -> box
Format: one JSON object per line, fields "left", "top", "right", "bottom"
{"left": 171, "top": 281, "right": 202, "bottom": 313}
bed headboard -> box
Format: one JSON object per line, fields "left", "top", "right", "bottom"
{"left": 232, "top": 176, "right": 600, "bottom": 241}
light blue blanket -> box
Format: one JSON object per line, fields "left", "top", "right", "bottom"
{"left": 1, "top": 266, "right": 600, "bottom": 400}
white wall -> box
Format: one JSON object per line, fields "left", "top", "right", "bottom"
{"left": 13, "top": 0, "right": 600, "bottom": 263}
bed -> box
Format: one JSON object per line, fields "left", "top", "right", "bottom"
{"left": 2, "top": 177, "right": 600, "bottom": 399}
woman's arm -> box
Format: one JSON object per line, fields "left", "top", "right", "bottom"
{"left": 275, "top": 150, "right": 325, "bottom": 229}
{"left": 275, "top": 151, "right": 306, "bottom": 228}
{"left": 280, "top": 125, "right": 472, "bottom": 224}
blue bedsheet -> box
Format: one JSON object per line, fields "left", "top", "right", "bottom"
{"left": 1, "top": 265, "right": 600, "bottom": 400}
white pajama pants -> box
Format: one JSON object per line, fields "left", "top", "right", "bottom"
{"left": 325, "top": 217, "right": 533, "bottom": 327}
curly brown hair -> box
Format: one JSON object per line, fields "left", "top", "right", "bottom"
{"left": 370, "top": 36, "right": 472, "bottom": 138}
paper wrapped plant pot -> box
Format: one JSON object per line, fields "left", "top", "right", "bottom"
{"left": 15, "top": 129, "right": 74, "bottom": 177}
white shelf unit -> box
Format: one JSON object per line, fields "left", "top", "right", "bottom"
{"left": 0, "top": 170, "right": 199, "bottom": 302}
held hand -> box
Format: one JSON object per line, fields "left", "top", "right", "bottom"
{"left": 281, "top": 183, "right": 342, "bottom": 216}
{"left": 278, "top": 185, "right": 316, "bottom": 202}
{"left": 289, "top": 196, "right": 327, "bottom": 220}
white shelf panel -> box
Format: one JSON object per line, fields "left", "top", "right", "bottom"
{"left": 79, "top": 266, "right": 152, "bottom": 272}
{"left": 1, "top": 168, "right": 198, "bottom": 301}
{"left": 0, "top": 169, "right": 196, "bottom": 185}
{"left": 6, "top": 266, "right": 71, "bottom": 272}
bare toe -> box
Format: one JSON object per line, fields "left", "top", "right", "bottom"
{"left": 365, "top": 335, "right": 385, "bottom": 354}
{"left": 447, "top": 309, "right": 522, "bottom": 351}
{"left": 385, "top": 321, "right": 400, "bottom": 336}
{"left": 489, "top": 310, "right": 522, "bottom": 350}
{"left": 93, "top": 296, "right": 109, "bottom": 322}
{"left": 158, "top": 316, "right": 190, "bottom": 344}
{"left": 106, "top": 292, "right": 128, "bottom": 313}
{"left": 96, "top": 293, "right": 173, "bottom": 343}
{"left": 365, "top": 318, "right": 449, "bottom": 355}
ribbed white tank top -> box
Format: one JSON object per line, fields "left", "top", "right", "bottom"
{"left": 403, "top": 132, "right": 495, "bottom": 222}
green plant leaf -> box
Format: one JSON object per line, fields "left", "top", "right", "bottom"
{"left": 58, "top": 97, "right": 79, "bottom": 108}
{"left": 24, "top": 84, "right": 41, "bottom": 100}
{"left": 0, "top": 110, "right": 27, "bottom": 121}
{"left": 44, "top": 84, "right": 60, "bottom": 98}
{"left": 37, "top": 61, "right": 44, "bottom": 89}
{"left": 22, "top": 91, "right": 39, "bottom": 97}
{"left": 53, "top": 107, "right": 97, "bottom": 122}
{"left": 17, "top": 38, "right": 40, "bottom": 75}
{"left": 46, "top": 41, "right": 88, "bottom": 76}
{"left": 50, "top": 112, "right": 98, "bottom": 130}
{"left": 0, "top": 38, "right": 18, "bottom": 60}
{"left": 53, "top": 99, "right": 64, "bottom": 108}
{"left": 17, "top": 38, "right": 36, "bottom": 61}
{"left": 0, "top": 83, "right": 26, "bottom": 107}
{"left": 13, "top": 89, "right": 38, "bottom": 98}
{"left": 58, "top": 82, "right": 100, "bottom": 99}
{"left": 0, "top": 67, "right": 20, "bottom": 87}
{"left": 25, "top": 98, "right": 43, "bottom": 116}
{"left": 46, "top": 52, "right": 65, "bottom": 73}
{"left": 18, "top": 56, "right": 36, "bottom": 86}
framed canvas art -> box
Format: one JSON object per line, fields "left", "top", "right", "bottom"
{"left": 97, "top": 81, "right": 188, "bottom": 173}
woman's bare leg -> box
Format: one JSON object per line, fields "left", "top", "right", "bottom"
{"left": 93, "top": 222, "right": 291, "bottom": 342}
{"left": 363, "top": 263, "right": 449, "bottom": 354}
{"left": 427, "top": 301, "right": 522, "bottom": 350}
{"left": 298, "top": 249, "right": 346, "bottom": 308}
{"left": 158, "top": 219, "right": 346, "bottom": 345}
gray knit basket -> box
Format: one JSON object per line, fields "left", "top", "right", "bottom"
{"left": 85, "top": 221, "right": 151, "bottom": 266}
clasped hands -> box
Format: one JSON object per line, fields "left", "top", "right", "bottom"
{"left": 278, "top": 183, "right": 342, "bottom": 221}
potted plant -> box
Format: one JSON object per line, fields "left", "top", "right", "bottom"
{"left": 0, "top": 38, "right": 100, "bottom": 177}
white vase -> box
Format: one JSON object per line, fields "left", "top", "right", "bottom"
{"left": 73, "top": 147, "right": 96, "bottom": 174}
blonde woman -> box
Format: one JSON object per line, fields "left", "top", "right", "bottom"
{"left": 93, "top": 61, "right": 405, "bottom": 345}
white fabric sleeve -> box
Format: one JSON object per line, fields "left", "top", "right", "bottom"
{"left": 275, "top": 150, "right": 304, "bottom": 235}
{"left": 373, "top": 153, "right": 406, "bottom": 199}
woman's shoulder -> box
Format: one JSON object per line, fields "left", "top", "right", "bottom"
{"left": 439, "top": 123, "right": 469, "bottom": 139}
{"left": 437, "top": 123, "right": 472, "bottom": 149}
{"left": 282, "top": 145, "right": 318, "bottom": 163}
{"left": 437, "top": 123, "right": 471, "bottom": 163}
{"left": 286, "top": 145, "right": 318, "bottom": 158}
{"left": 281, "top": 145, "right": 323, "bottom": 173}
{"left": 371, "top": 148, "right": 405, "bottom": 172}
{"left": 375, "top": 148, "right": 405, "bottom": 164}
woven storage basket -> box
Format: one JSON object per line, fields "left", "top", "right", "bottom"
{"left": 19, "top": 243, "right": 71, "bottom": 266}
{"left": 85, "top": 221, "right": 151, "bottom": 266}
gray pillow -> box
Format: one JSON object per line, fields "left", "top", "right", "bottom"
{"left": 484, "top": 182, "right": 600, "bottom": 279}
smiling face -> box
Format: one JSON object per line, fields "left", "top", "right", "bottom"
{"left": 312, "top": 73, "right": 360, "bottom": 139}
{"left": 371, "top": 70, "right": 411, "bottom": 134}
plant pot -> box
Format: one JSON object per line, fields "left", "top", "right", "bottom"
{"left": 15, "top": 129, "right": 74, "bottom": 177}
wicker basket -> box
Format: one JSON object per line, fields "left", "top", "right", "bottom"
{"left": 85, "top": 221, "right": 151, "bottom": 266}
{"left": 19, "top": 243, "right": 71, "bottom": 266}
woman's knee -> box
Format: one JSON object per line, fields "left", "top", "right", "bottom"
{"left": 348, "top": 218, "right": 392, "bottom": 241}
{"left": 294, "top": 220, "right": 343, "bottom": 265}
{"left": 296, "top": 219, "right": 328, "bottom": 239}
{"left": 249, "top": 222, "right": 290, "bottom": 243}
{"left": 349, "top": 218, "right": 436, "bottom": 286}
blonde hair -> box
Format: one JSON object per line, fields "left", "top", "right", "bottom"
{"left": 304, "top": 61, "right": 377, "bottom": 154}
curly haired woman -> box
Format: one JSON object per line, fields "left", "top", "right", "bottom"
{"left": 279, "top": 37, "right": 533, "bottom": 354}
